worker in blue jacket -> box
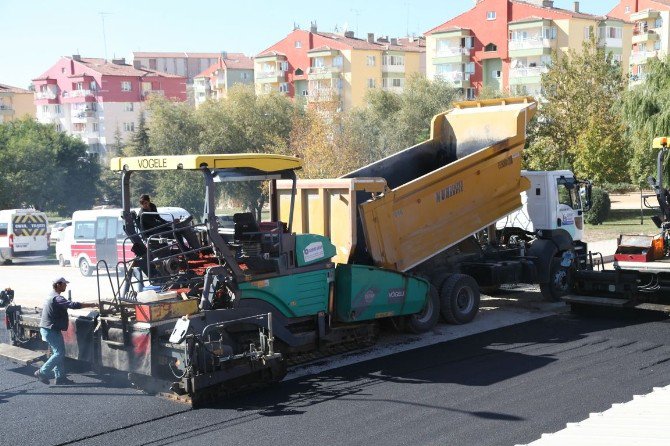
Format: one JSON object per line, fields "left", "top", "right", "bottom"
{"left": 34, "top": 277, "right": 96, "bottom": 385}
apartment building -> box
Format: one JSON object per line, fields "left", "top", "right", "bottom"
{"left": 254, "top": 25, "right": 425, "bottom": 111}
{"left": 425, "top": 0, "right": 631, "bottom": 98}
{"left": 0, "top": 83, "right": 35, "bottom": 123}
{"left": 33, "top": 56, "right": 186, "bottom": 155}
{"left": 609, "top": 0, "right": 670, "bottom": 82}
{"left": 132, "top": 52, "right": 223, "bottom": 84}
{"left": 193, "top": 53, "right": 254, "bottom": 107}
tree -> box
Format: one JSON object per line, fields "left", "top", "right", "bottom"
{"left": 0, "top": 119, "right": 100, "bottom": 215}
{"left": 527, "top": 37, "right": 628, "bottom": 183}
{"left": 97, "top": 126, "right": 124, "bottom": 206}
{"left": 621, "top": 56, "right": 670, "bottom": 185}
{"left": 124, "top": 112, "right": 156, "bottom": 201}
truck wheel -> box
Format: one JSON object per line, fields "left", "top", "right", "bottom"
{"left": 404, "top": 285, "right": 440, "bottom": 334}
{"left": 440, "top": 274, "right": 480, "bottom": 324}
{"left": 540, "top": 257, "right": 572, "bottom": 302}
{"left": 58, "top": 255, "right": 66, "bottom": 267}
{"left": 79, "top": 258, "right": 92, "bottom": 277}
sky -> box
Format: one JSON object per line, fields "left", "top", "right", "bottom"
{"left": 1, "top": 0, "right": 619, "bottom": 89}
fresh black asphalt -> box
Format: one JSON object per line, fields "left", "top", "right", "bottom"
{"left": 2, "top": 309, "right": 669, "bottom": 446}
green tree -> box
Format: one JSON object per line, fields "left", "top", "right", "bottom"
{"left": 621, "top": 56, "right": 670, "bottom": 185}
{"left": 0, "top": 119, "right": 100, "bottom": 215}
{"left": 123, "top": 113, "right": 156, "bottom": 201}
{"left": 97, "top": 126, "right": 124, "bottom": 206}
{"left": 527, "top": 37, "right": 628, "bottom": 182}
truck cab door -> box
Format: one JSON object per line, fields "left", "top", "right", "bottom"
{"left": 555, "top": 177, "right": 584, "bottom": 242}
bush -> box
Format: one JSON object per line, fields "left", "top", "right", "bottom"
{"left": 601, "top": 182, "right": 638, "bottom": 194}
{"left": 584, "top": 187, "right": 611, "bottom": 225}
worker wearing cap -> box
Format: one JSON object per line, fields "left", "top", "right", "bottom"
{"left": 34, "top": 277, "right": 97, "bottom": 386}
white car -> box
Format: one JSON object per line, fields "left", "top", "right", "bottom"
{"left": 50, "top": 220, "right": 72, "bottom": 243}
{"left": 55, "top": 225, "right": 74, "bottom": 267}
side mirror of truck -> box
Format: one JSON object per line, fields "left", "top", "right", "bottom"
{"left": 580, "top": 182, "right": 593, "bottom": 212}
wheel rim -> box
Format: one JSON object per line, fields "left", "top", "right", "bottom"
{"left": 456, "top": 287, "right": 474, "bottom": 314}
{"left": 415, "top": 293, "right": 434, "bottom": 323}
{"left": 80, "top": 260, "right": 90, "bottom": 275}
{"left": 553, "top": 269, "right": 569, "bottom": 292}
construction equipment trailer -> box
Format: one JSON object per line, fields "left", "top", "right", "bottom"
{"left": 0, "top": 97, "right": 591, "bottom": 405}
{"left": 563, "top": 136, "right": 670, "bottom": 312}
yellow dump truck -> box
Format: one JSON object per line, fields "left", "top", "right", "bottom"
{"left": 276, "top": 97, "right": 590, "bottom": 324}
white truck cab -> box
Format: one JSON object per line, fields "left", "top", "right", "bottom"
{"left": 498, "top": 170, "right": 590, "bottom": 242}
{"left": 0, "top": 208, "right": 50, "bottom": 264}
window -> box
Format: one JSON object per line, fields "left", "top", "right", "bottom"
{"left": 279, "top": 83, "right": 289, "bottom": 93}
{"left": 492, "top": 70, "right": 501, "bottom": 79}
{"left": 125, "top": 102, "right": 134, "bottom": 111}
{"left": 484, "top": 43, "right": 497, "bottom": 52}
{"left": 383, "top": 55, "right": 405, "bottom": 66}
{"left": 366, "top": 56, "right": 376, "bottom": 66}
{"left": 392, "top": 78, "right": 403, "bottom": 87}
{"left": 121, "top": 81, "right": 132, "bottom": 91}
{"left": 584, "top": 26, "right": 594, "bottom": 39}
{"left": 55, "top": 124, "right": 62, "bottom": 132}
{"left": 73, "top": 123, "right": 86, "bottom": 132}
{"left": 280, "top": 61, "right": 289, "bottom": 71}
{"left": 333, "top": 56, "right": 343, "bottom": 67}
{"left": 90, "top": 81, "right": 97, "bottom": 91}
{"left": 465, "top": 62, "right": 475, "bottom": 74}
{"left": 466, "top": 88, "right": 476, "bottom": 100}
{"left": 92, "top": 123, "right": 99, "bottom": 132}
{"left": 654, "top": 40, "right": 662, "bottom": 51}
{"left": 301, "top": 89, "right": 309, "bottom": 96}
{"left": 149, "top": 59, "right": 157, "bottom": 70}
{"left": 295, "top": 41, "right": 302, "bottom": 48}
{"left": 123, "top": 122, "right": 135, "bottom": 132}
{"left": 463, "top": 37, "right": 474, "bottom": 49}
{"left": 367, "top": 78, "right": 376, "bottom": 88}
{"left": 543, "top": 27, "right": 557, "bottom": 39}
{"left": 54, "top": 105, "right": 61, "bottom": 114}
{"left": 75, "top": 82, "right": 84, "bottom": 90}
{"left": 241, "top": 72, "right": 249, "bottom": 80}
{"left": 42, "top": 105, "right": 48, "bottom": 113}
{"left": 74, "top": 221, "right": 95, "bottom": 239}
{"left": 486, "top": 11, "right": 496, "bottom": 20}
{"left": 655, "top": 18, "right": 663, "bottom": 29}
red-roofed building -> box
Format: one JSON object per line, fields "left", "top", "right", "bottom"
{"left": 0, "top": 83, "right": 35, "bottom": 123}
{"left": 425, "top": 0, "right": 631, "bottom": 98}
{"left": 609, "top": 1, "right": 670, "bottom": 83}
{"left": 33, "top": 55, "right": 186, "bottom": 155}
{"left": 192, "top": 53, "right": 255, "bottom": 107}
{"left": 255, "top": 24, "right": 425, "bottom": 111}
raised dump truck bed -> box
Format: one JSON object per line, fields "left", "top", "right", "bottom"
{"left": 276, "top": 97, "right": 537, "bottom": 271}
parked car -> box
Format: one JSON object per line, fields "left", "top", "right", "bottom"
{"left": 50, "top": 219, "right": 72, "bottom": 243}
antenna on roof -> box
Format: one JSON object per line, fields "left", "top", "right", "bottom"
{"left": 350, "top": 9, "right": 360, "bottom": 37}
{"left": 99, "top": 12, "right": 112, "bottom": 61}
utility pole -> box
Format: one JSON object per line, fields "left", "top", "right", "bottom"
{"left": 99, "top": 12, "right": 112, "bottom": 60}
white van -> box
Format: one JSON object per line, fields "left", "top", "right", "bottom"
{"left": 66, "top": 207, "right": 191, "bottom": 276}
{"left": 0, "top": 208, "right": 50, "bottom": 264}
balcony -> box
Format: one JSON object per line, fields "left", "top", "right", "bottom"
{"left": 435, "top": 71, "right": 470, "bottom": 88}
{"left": 70, "top": 89, "right": 94, "bottom": 98}
{"left": 307, "top": 66, "right": 342, "bottom": 79}
{"left": 433, "top": 47, "right": 471, "bottom": 64}
{"left": 256, "top": 70, "right": 286, "bottom": 84}
{"left": 35, "top": 90, "right": 57, "bottom": 100}
{"left": 630, "top": 50, "right": 658, "bottom": 65}
{"left": 72, "top": 110, "right": 98, "bottom": 121}
{"left": 509, "top": 37, "right": 553, "bottom": 55}
{"left": 307, "top": 88, "right": 339, "bottom": 102}
{"left": 598, "top": 37, "right": 623, "bottom": 48}
{"left": 630, "top": 9, "right": 660, "bottom": 22}
{"left": 142, "top": 90, "right": 164, "bottom": 98}
{"left": 382, "top": 64, "right": 405, "bottom": 73}
{"left": 632, "top": 29, "right": 659, "bottom": 44}
{"left": 509, "top": 66, "right": 548, "bottom": 85}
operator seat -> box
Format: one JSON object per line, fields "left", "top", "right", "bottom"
{"left": 233, "top": 212, "right": 261, "bottom": 242}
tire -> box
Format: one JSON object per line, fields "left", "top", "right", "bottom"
{"left": 79, "top": 258, "right": 92, "bottom": 277}
{"left": 440, "top": 274, "right": 480, "bottom": 324}
{"left": 539, "top": 257, "right": 572, "bottom": 302}
{"left": 58, "top": 255, "right": 65, "bottom": 267}
{"left": 404, "top": 284, "right": 440, "bottom": 334}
